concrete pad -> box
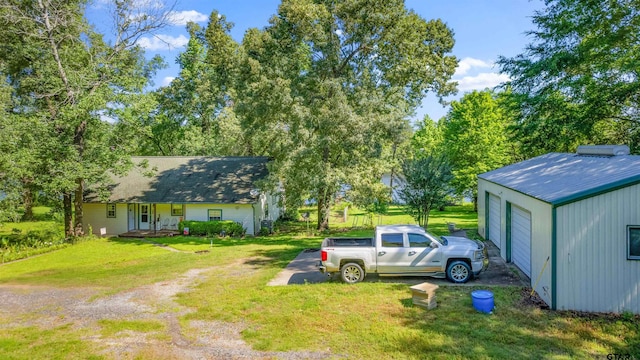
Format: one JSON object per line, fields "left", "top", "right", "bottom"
{"left": 267, "top": 249, "right": 331, "bottom": 286}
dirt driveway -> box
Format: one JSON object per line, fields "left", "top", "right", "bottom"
{"left": 0, "top": 263, "right": 329, "bottom": 360}
{"left": 267, "top": 240, "right": 527, "bottom": 287}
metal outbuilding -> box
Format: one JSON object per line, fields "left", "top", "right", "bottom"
{"left": 477, "top": 145, "right": 640, "bottom": 313}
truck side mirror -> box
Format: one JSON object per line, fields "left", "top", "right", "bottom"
{"left": 430, "top": 242, "right": 438, "bottom": 248}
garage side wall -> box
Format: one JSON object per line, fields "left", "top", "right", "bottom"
{"left": 478, "top": 179, "right": 553, "bottom": 306}
{"left": 556, "top": 183, "right": 640, "bottom": 313}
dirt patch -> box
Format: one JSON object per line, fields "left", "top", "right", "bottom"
{"left": 518, "top": 287, "right": 550, "bottom": 310}
{"left": 0, "top": 262, "right": 329, "bottom": 359}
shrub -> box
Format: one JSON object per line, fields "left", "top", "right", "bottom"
{"left": 178, "top": 220, "right": 246, "bottom": 237}
{"left": 0, "top": 228, "right": 67, "bottom": 263}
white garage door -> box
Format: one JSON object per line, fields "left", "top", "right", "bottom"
{"left": 488, "top": 194, "right": 501, "bottom": 248}
{"left": 511, "top": 205, "right": 531, "bottom": 278}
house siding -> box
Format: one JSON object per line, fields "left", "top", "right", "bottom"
{"left": 556, "top": 183, "right": 640, "bottom": 313}
{"left": 84, "top": 203, "right": 128, "bottom": 235}
{"left": 478, "top": 179, "right": 554, "bottom": 306}
{"left": 185, "top": 204, "right": 256, "bottom": 235}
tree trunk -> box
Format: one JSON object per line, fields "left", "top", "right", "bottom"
{"left": 388, "top": 143, "right": 397, "bottom": 202}
{"left": 473, "top": 195, "right": 478, "bottom": 212}
{"left": 74, "top": 178, "right": 84, "bottom": 236}
{"left": 63, "top": 192, "right": 74, "bottom": 238}
{"left": 317, "top": 192, "right": 331, "bottom": 231}
{"left": 21, "top": 183, "right": 34, "bottom": 221}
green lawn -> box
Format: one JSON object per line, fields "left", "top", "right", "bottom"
{"left": 0, "top": 205, "right": 638, "bottom": 359}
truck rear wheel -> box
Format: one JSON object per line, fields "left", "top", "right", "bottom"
{"left": 446, "top": 260, "right": 472, "bottom": 283}
{"left": 341, "top": 262, "right": 365, "bottom": 284}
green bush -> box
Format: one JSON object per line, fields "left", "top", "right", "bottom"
{"left": 0, "top": 228, "right": 67, "bottom": 263}
{"left": 178, "top": 220, "right": 246, "bottom": 237}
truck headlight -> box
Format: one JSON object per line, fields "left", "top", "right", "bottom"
{"left": 474, "top": 250, "right": 484, "bottom": 261}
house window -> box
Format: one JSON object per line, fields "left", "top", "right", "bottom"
{"left": 106, "top": 204, "right": 116, "bottom": 218}
{"left": 208, "top": 209, "right": 222, "bottom": 221}
{"left": 171, "top": 204, "right": 183, "bottom": 216}
{"left": 381, "top": 233, "right": 404, "bottom": 247}
{"left": 628, "top": 226, "right": 640, "bottom": 260}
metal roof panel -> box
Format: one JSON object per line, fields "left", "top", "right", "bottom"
{"left": 478, "top": 153, "right": 640, "bottom": 204}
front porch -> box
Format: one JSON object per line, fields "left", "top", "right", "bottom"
{"left": 119, "top": 229, "right": 180, "bottom": 238}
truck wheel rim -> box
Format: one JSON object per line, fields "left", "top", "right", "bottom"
{"left": 451, "top": 265, "right": 468, "bottom": 281}
{"left": 344, "top": 266, "right": 360, "bottom": 282}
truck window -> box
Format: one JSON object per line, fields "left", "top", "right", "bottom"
{"left": 381, "top": 233, "right": 404, "bottom": 247}
{"left": 408, "top": 233, "right": 431, "bottom": 247}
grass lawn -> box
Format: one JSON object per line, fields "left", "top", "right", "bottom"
{"left": 1, "top": 204, "right": 639, "bottom": 359}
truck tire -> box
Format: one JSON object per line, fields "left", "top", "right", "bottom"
{"left": 446, "top": 260, "right": 472, "bottom": 283}
{"left": 340, "top": 262, "right": 365, "bottom": 284}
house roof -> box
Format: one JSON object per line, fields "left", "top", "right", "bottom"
{"left": 84, "top": 156, "right": 270, "bottom": 204}
{"left": 478, "top": 152, "right": 640, "bottom": 205}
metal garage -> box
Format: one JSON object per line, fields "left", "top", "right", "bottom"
{"left": 510, "top": 204, "right": 531, "bottom": 278}
{"left": 477, "top": 145, "right": 640, "bottom": 314}
{"left": 488, "top": 193, "right": 501, "bottom": 248}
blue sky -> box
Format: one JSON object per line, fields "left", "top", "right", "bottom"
{"left": 87, "top": 0, "right": 544, "bottom": 121}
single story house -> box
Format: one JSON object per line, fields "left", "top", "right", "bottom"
{"left": 83, "top": 156, "right": 281, "bottom": 236}
{"left": 478, "top": 145, "right": 640, "bottom": 314}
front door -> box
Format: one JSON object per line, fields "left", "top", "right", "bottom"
{"left": 406, "top": 233, "right": 442, "bottom": 273}
{"left": 128, "top": 204, "right": 136, "bottom": 231}
{"left": 139, "top": 204, "right": 150, "bottom": 230}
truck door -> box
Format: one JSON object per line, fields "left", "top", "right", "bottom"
{"left": 376, "top": 232, "right": 409, "bottom": 273}
{"left": 406, "top": 233, "right": 443, "bottom": 273}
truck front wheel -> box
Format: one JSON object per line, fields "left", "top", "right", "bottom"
{"left": 446, "top": 260, "right": 472, "bottom": 283}
{"left": 341, "top": 262, "right": 365, "bottom": 284}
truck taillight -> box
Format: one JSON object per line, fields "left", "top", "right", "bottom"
{"left": 321, "top": 250, "right": 327, "bottom": 262}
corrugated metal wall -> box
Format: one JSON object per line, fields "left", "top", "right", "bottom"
{"left": 478, "top": 179, "right": 554, "bottom": 306}
{"left": 556, "top": 183, "right": 640, "bottom": 313}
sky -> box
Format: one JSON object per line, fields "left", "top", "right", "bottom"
{"left": 87, "top": 0, "right": 544, "bottom": 122}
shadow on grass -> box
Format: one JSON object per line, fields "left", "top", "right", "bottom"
{"left": 389, "top": 286, "right": 640, "bottom": 358}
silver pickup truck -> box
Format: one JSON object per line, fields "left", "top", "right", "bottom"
{"left": 318, "top": 224, "right": 487, "bottom": 284}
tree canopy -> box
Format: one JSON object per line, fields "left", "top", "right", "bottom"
{"left": 499, "top": 0, "right": 640, "bottom": 155}
{"left": 0, "top": 0, "right": 166, "bottom": 235}
{"left": 234, "top": 0, "right": 458, "bottom": 229}
{"left": 441, "top": 90, "right": 513, "bottom": 206}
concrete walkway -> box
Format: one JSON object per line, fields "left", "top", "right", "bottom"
{"left": 267, "top": 239, "right": 527, "bottom": 287}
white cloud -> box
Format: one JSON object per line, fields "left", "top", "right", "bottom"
{"left": 456, "top": 72, "right": 510, "bottom": 92}
{"left": 167, "top": 10, "right": 208, "bottom": 26}
{"left": 93, "top": 0, "right": 164, "bottom": 10}
{"left": 455, "top": 57, "right": 493, "bottom": 76}
{"left": 161, "top": 76, "right": 175, "bottom": 87}
{"left": 137, "top": 34, "right": 189, "bottom": 50}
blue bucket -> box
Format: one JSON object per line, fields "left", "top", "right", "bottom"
{"left": 471, "top": 290, "right": 494, "bottom": 313}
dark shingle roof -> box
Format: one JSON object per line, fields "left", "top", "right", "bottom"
{"left": 84, "top": 157, "right": 269, "bottom": 204}
{"left": 478, "top": 153, "right": 640, "bottom": 205}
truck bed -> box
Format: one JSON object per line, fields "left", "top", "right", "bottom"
{"left": 321, "top": 237, "right": 374, "bottom": 247}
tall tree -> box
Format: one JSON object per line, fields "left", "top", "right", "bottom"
{"left": 498, "top": 0, "right": 640, "bottom": 155}
{"left": 412, "top": 114, "right": 444, "bottom": 156}
{"left": 0, "top": 0, "right": 166, "bottom": 236}
{"left": 398, "top": 155, "right": 453, "bottom": 229}
{"left": 441, "top": 90, "right": 512, "bottom": 209}
{"left": 236, "top": 0, "right": 457, "bottom": 229}
{"left": 148, "top": 13, "right": 243, "bottom": 156}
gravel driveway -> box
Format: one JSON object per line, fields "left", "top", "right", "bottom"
{"left": 0, "top": 265, "right": 329, "bottom": 359}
